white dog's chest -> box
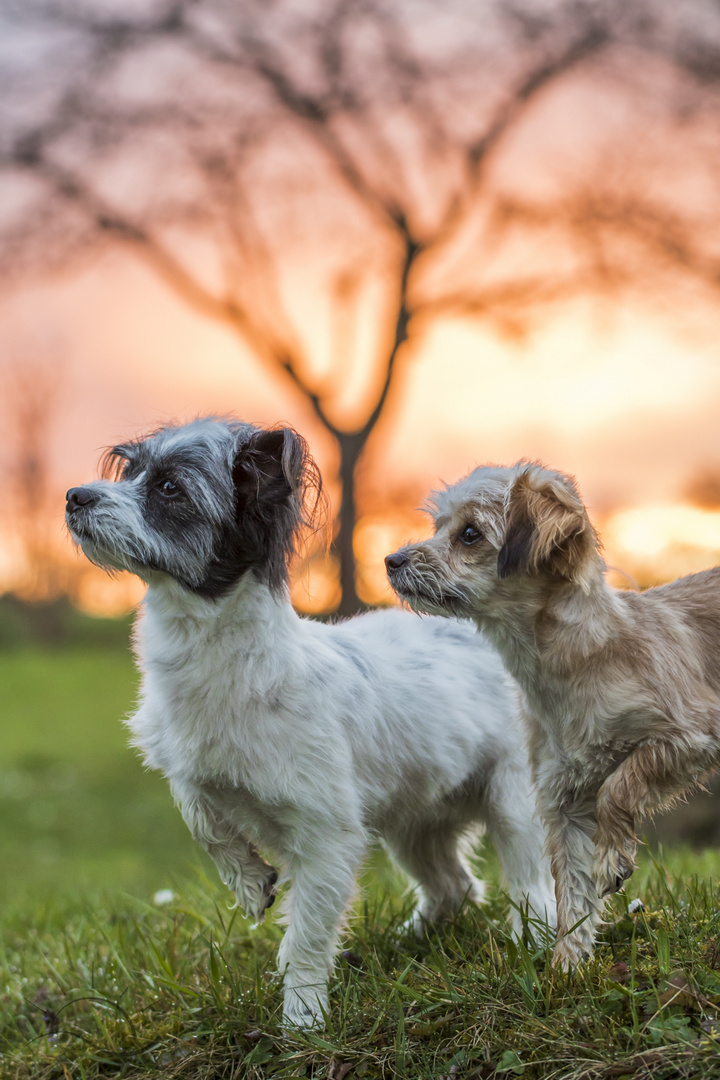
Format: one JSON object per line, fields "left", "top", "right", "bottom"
{"left": 131, "top": 662, "right": 283, "bottom": 787}
{"left": 132, "top": 690, "right": 301, "bottom": 847}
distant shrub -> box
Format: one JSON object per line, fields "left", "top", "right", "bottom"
{"left": 0, "top": 595, "right": 132, "bottom": 651}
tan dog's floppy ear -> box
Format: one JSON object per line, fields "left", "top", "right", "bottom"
{"left": 497, "top": 465, "right": 600, "bottom": 587}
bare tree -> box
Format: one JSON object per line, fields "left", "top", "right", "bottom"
{"left": 3, "top": 0, "right": 720, "bottom": 611}
{"left": 0, "top": 356, "right": 67, "bottom": 600}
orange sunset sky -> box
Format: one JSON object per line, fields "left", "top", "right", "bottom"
{"left": 2, "top": 246, "right": 720, "bottom": 615}
{"left": 3, "top": 0, "right": 720, "bottom": 615}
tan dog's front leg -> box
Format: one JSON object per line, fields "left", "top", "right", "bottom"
{"left": 593, "top": 781, "right": 637, "bottom": 898}
{"left": 593, "top": 732, "right": 717, "bottom": 898}
{"left": 543, "top": 799, "right": 604, "bottom": 970}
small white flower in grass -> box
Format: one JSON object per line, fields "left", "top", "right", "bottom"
{"left": 153, "top": 889, "right": 175, "bottom": 906}
{"left": 628, "top": 898, "right": 645, "bottom": 914}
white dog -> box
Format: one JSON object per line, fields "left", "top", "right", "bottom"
{"left": 65, "top": 418, "right": 555, "bottom": 1026}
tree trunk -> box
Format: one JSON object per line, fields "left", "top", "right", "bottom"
{"left": 334, "top": 431, "right": 364, "bottom": 616}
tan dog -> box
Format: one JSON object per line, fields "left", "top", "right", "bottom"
{"left": 385, "top": 462, "right": 720, "bottom": 968}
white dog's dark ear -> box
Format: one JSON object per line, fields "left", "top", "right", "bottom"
{"left": 229, "top": 426, "right": 323, "bottom": 593}
{"left": 232, "top": 425, "right": 324, "bottom": 532}
{"left": 497, "top": 466, "right": 600, "bottom": 587}
{"left": 232, "top": 428, "right": 307, "bottom": 510}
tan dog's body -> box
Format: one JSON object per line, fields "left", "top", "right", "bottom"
{"left": 385, "top": 463, "right": 720, "bottom": 967}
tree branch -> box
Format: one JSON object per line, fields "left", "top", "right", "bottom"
{"left": 431, "top": 18, "right": 613, "bottom": 250}
{"left": 355, "top": 234, "right": 420, "bottom": 445}
{"left": 9, "top": 153, "right": 347, "bottom": 429}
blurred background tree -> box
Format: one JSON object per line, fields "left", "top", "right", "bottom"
{"left": 2, "top": 355, "right": 64, "bottom": 601}
{"left": 3, "top": 0, "right": 720, "bottom": 611}
{"left": 6, "top": 0, "right": 720, "bottom": 898}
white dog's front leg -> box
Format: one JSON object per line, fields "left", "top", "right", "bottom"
{"left": 175, "top": 787, "right": 278, "bottom": 922}
{"left": 277, "top": 828, "right": 365, "bottom": 1029}
{"left": 482, "top": 755, "right": 557, "bottom": 940}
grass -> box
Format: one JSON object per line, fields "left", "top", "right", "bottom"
{"left": 0, "top": 646, "right": 206, "bottom": 902}
{"left": 3, "top": 644, "right": 720, "bottom": 1078}
{"left": 4, "top": 851, "right": 720, "bottom": 1079}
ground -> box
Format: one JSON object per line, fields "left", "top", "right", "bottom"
{"left": 2, "top": 645, "right": 720, "bottom": 1079}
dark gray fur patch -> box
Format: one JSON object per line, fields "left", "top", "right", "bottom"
{"left": 96, "top": 418, "right": 323, "bottom": 599}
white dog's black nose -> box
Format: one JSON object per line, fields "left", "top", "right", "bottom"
{"left": 385, "top": 551, "right": 408, "bottom": 571}
{"left": 66, "top": 486, "right": 98, "bottom": 513}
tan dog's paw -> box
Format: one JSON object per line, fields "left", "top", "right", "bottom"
{"left": 552, "top": 934, "right": 592, "bottom": 972}
{"left": 592, "top": 841, "right": 636, "bottom": 898}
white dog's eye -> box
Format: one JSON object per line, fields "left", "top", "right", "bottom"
{"left": 157, "top": 479, "right": 182, "bottom": 499}
{"left": 459, "top": 524, "right": 482, "bottom": 546}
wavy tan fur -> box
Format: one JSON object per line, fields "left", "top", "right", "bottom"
{"left": 386, "top": 461, "right": 720, "bottom": 968}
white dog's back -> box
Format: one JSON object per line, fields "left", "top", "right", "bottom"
{"left": 313, "top": 609, "right": 518, "bottom": 831}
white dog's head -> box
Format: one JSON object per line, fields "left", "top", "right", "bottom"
{"left": 65, "top": 417, "right": 322, "bottom": 599}
{"left": 385, "top": 462, "right": 603, "bottom": 619}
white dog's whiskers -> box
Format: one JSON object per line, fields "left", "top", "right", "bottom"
{"left": 66, "top": 418, "right": 555, "bottom": 1027}
{"left": 386, "top": 460, "right": 720, "bottom": 970}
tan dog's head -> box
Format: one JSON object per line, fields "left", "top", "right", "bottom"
{"left": 385, "top": 462, "right": 603, "bottom": 620}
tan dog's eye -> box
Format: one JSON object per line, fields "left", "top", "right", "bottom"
{"left": 459, "top": 524, "right": 483, "bottom": 546}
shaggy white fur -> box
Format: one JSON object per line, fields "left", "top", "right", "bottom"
{"left": 66, "top": 419, "right": 555, "bottom": 1027}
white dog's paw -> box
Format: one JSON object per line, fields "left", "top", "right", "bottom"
{"left": 398, "top": 908, "right": 432, "bottom": 940}
{"left": 509, "top": 896, "right": 557, "bottom": 945}
{"left": 234, "top": 862, "right": 279, "bottom": 923}
{"left": 282, "top": 983, "right": 328, "bottom": 1029}
{"left": 592, "top": 841, "right": 637, "bottom": 898}
{"left": 399, "top": 877, "right": 487, "bottom": 938}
